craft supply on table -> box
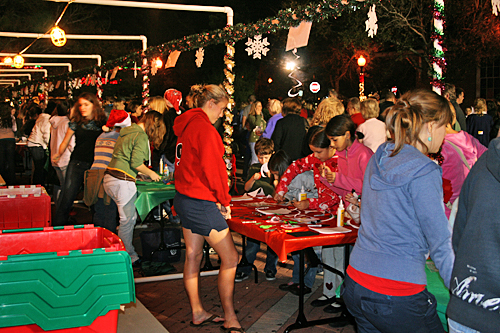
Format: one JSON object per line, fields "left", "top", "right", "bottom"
{"left": 308, "top": 226, "right": 352, "bottom": 234}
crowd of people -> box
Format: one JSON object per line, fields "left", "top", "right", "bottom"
{"left": 1, "top": 82, "right": 499, "bottom": 333}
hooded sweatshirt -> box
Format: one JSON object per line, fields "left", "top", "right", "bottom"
{"left": 349, "top": 142, "right": 454, "bottom": 288}
{"left": 27, "top": 113, "right": 51, "bottom": 149}
{"left": 106, "top": 124, "right": 149, "bottom": 180}
{"left": 49, "top": 115, "right": 74, "bottom": 168}
{"left": 441, "top": 131, "right": 487, "bottom": 217}
{"left": 173, "top": 108, "right": 231, "bottom": 207}
{"left": 446, "top": 138, "right": 500, "bottom": 332}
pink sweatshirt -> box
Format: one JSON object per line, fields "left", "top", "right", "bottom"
{"left": 441, "top": 131, "right": 487, "bottom": 217}
{"left": 321, "top": 139, "right": 373, "bottom": 197}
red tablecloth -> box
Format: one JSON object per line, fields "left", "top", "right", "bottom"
{"left": 227, "top": 197, "right": 358, "bottom": 262}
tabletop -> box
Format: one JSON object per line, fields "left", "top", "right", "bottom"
{"left": 135, "top": 181, "right": 175, "bottom": 221}
{"left": 227, "top": 196, "right": 358, "bottom": 262}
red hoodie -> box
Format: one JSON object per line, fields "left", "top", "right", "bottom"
{"left": 173, "top": 108, "right": 231, "bottom": 207}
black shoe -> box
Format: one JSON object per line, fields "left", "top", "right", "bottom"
{"left": 235, "top": 272, "right": 250, "bottom": 282}
{"left": 328, "top": 312, "right": 355, "bottom": 328}
{"left": 323, "top": 302, "right": 343, "bottom": 314}
{"left": 265, "top": 271, "right": 276, "bottom": 281}
{"left": 311, "top": 295, "right": 337, "bottom": 307}
{"left": 289, "top": 284, "right": 312, "bottom": 296}
{"left": 132, "top": 257, "right": 142, "bottom": 268}
{"left": 279, "top": 282, "right": 296, "bottom": 291}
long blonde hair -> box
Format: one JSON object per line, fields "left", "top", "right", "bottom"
{"left": 139, "top": 110, "right": 166, "bottom": 148}
{"left": 385, "top": 89, "right": 452, "bottom": 156}
{"left": 149, "top": 96, "right": 168, "bottom": 114}
{"left": 249, "top": 101, "right": 262, "bottom": 116}
{"left": 311, "top": 98, "right": 344, "bottom": 126}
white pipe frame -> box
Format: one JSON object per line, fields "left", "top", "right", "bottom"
{"left": 0, "top": 32, "right": 147, "bottom": 52}
{"left": 22, "top": 63, "right": 72, "bottom": 72}
{"left": 0, "top": 69, "right": 48, "bottom": 77}
{"left": 0, "top": 73, "right": 32, "bottom": 80}
{"left": 0, "top": 53, "right": 101, "bottom": 66}
{"left": 0, "top": 79, "right": 21, "bottom": 85}
{"left": 46, "top": 0, "right": 234, "bottom": 26}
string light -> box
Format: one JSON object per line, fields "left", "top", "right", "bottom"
{"left": 13, "top": 55, "right": 24, "bottom": 69}
{"left": 50, "top": 26, "right": 67, "bottom": 47}
{"left": 3, "top": 57, "right": 13, "bottom": 65}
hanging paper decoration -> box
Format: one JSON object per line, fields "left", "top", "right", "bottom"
{"left": 365, "top": 5, "right": 378, "bottom": 38}
{"left": 141, "top": 53, "right": 150, "bottom": 113}
{"left": 493, "top": 0, "right": 500, "bottom": 15}
{"left": 195, "top": 48, "right": 204, "bottom": 67}
{"left": 245, "top": 35, "right": 270, "bottom": 59}
{"left": 288, "top": 48, "right": 303, "bottom": 98}
{"left": 223, "top": 42, "right": 236, "bottom": 187}
{"left": 286, "top": 21, "right": 312, "bottom": 51}
{"left": 166, "top": 51, "right": 181, "bottom": 68}
{"left": 431, "top": 0, "right": 446, "bottom": 94}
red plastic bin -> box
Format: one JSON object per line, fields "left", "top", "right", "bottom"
{"left": 0, "top": 185, "right": 51, "bottom": 230}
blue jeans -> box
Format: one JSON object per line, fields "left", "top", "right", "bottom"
{"left": 53, "top": 165, "right": 67, "bottom": 203}
{"left": 92, "top": 197, "right": 118, "bottom": 234}
{"left": 342, "top": 274, "right": 444, "bottom": 333}
{"left": 28, "top": 146, "right": 46, "bottom": 185}
{"left": 53, "top": 160, "right": 91, "bottom": 226}
{"left": 238, "top": 238, "right": 278, "bottom": 275}
{"left": 0, "top": 138, "right": 16, "bottom": 185}
{"left": 448, "top": 319, "right": 480, "bottom": 333}
{"left": 292, "top": 252, "right": 318, "bottom": 288}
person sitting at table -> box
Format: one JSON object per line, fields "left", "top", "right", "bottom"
{"left": 342, "top": 89, "right": 454, "bottom": 333}
{"left": 235, "top": 137, "right": 278, "bottom": 282}
{"left": 312, "top": 114, "right": 373, "bottom": 318}
{"left": 52, "top": 93, "right": 107, "bottom": 226}
{"left": 103, "top": 111, "right": 165, "bottom": 267}
{"left": 83, "top": 109, "right": 131, "bottom": 234}
{"left": 274, "top": 128, "right": 340, "bottom": 296}
{"left": 173, "top": 84, "right": 245, "bottom": 333}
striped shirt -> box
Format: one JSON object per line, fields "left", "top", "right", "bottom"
{"left": 90, "top": 131, "right": 120, "bottom": 170}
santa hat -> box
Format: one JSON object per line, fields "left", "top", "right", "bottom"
{"left": 164, "top": 89, "right": 183, "bottom": 114}
{"left": 102, "top": 109, "right": 131, "bottom": 132}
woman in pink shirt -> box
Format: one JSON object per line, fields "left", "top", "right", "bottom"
{"left": 311, "top": 114, "right": 373, "bottom": 317}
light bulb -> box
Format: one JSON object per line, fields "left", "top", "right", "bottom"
{"left": 13, "top": 55, "right": 24, "bottom": 68}
{"left": 50, "top": 26, "right": 67, "bottom": 47}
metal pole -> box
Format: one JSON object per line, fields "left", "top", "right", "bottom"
{"left": 46, "top": 0, "right": 234, "bottom": 26}
{"left": 0, "top": 53, "right": 101, "bottom": 66}
{"left": 0, "top": 73, "right": 32, "bottom": 80}
{"left": 0, "top": 69, "right": 48, "bottom": 77}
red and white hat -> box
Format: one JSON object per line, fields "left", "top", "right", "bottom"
{"left": 103, "top": 109, "right": 131, "bottom": 132}
{"left": 164, "top": 89, "right": 183, "bottom": 114}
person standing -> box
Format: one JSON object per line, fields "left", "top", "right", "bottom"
{"left": 444, "top": 83, "right": 466, "bottom": 131}
{"left": 27, "top": 106, "right": 51, "bottom": 185}
{"left": 446, "top": 138, "right": 500, "bottom": 333}
{"left": 342, "top": 89, "right": 454, "bottom": 332}
{"left": 52, "top": 92, "right": 106, "bottom": 226}
{"left": 173, "top": 84, "right": 244, "bottom": 333}
{"left": 0, "top": 103, "right": 17, "bottom": 185}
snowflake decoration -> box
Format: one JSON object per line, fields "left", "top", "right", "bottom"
{"left": 245, "top": 35, "right": 270, "bottom": 59}
{"left": 195, "top": 48, "right": 204, "bottom": 67}
{"left": 365, "top": 5, "right": 378, "bottom": 38}
{"left": 493, "top": 0, "right": 500, "bottom": 16}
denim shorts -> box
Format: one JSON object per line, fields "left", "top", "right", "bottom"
{"left": 173, "top": 192, "right": 228, "bottom": 236}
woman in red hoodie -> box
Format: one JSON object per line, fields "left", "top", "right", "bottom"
{"left": 173, "top": 85, "right": 244, "bottom": 333}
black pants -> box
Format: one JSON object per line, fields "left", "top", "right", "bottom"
{"left": 29, "top": 146, "right": 47, "bottom": 185}
{"left": 0, "top": 138, "right": 16, "bottom": 185}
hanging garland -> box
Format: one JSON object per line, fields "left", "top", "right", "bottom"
{"left": 431, "top": 0, "right": 446, "bottom": 94}
{"left": 223, "top": 43, "right": 236, "bottom": 188}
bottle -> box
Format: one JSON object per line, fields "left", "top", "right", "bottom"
{"left": 337, "top": 196, "right": 345, "bottom": 227}
{"left": 299, "top": 186, "right": 307, "bottom": 201}
{"left": 159, "top": 159, "right": 164, "bottom": 175}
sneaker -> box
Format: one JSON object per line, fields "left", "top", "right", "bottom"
{"left": 289, "top": 284, "right": 312, "bottom": 296}
{"left": 235, "top": 272, "right": 250, "bottom": 282}
{"left": 265, "top": 271, "right": 276, "bottom": 281}
{"left": 311, "top": 295, "right": 337, "bottom": 307}
{"left": 279, "top": 282, "right": 296, "bottom": 291}
{"left": 323, "top": 302, "right": 343, "bottom": 313}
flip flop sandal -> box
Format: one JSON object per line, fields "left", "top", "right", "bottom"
{"left": 190, "top": 314, "right": 224, "bottom": 327}
{"left": 220, "top": 326, "right": 246, "bottom": 333}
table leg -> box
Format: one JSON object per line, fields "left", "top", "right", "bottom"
{"left": 284, "top": 244, "right": 355, "bottom": 332}
{"left": 236, "top": 235, "right": 258, "bottom": 283}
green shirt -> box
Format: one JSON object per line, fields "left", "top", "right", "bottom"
{"left": 107, "top": 124, "right": 150, "bottom": 179}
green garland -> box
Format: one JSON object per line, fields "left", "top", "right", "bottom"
{"left": 2, "top": 0, "right": 378, "bottom": 94}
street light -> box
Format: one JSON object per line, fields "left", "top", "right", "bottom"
{"left": 357, "top": 55, "right": 366, "bottom": 101}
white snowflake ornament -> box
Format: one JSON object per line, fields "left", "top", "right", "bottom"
{"left": 195, "top": 48, "right": 204, "bottom": 67}
{"left": 245, "top": 35, "right": 270, "bottom": 59}
{"left": 365, "top": 5, "right": 378, "bottom": 38}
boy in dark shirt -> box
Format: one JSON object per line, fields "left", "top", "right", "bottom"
{"left": 236, "top": 138, "right": 279, "bottom": 282}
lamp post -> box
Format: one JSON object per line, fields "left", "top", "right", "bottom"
{"left": 357, "top": 55, "right": 366, "bottom": 101}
